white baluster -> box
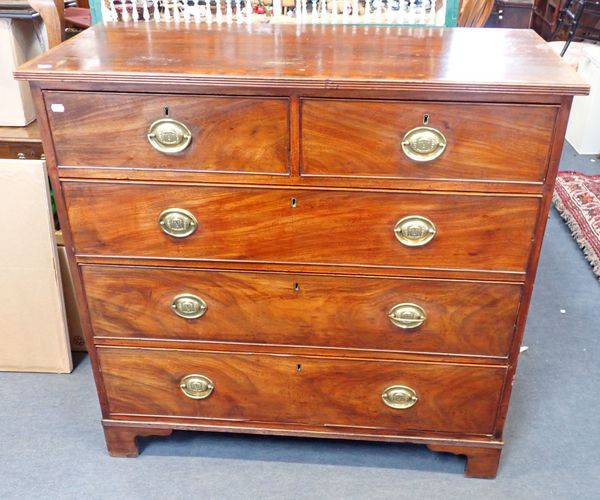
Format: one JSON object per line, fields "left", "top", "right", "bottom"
{"left": 216, "top": 0, "right": 223, "bottom": 22}
{"left": 226, "top": 0, "right": 233, "bottom": 22}
{"left": 363, "top": 0, "right": 371, "bottom": 22}
{"left": 100, "top": 0, "right": 110, "bottom": 21}
{"left": 385, "top": 0, "right": 394, "bottom": 23}
{"left": 173, "top": 0, "right": 181, "bottom": 20}
{"left": 342, "top": 0, "right": 348, "bottom": 22}
{"left": 132, "top": 0, "right": 139, "bottom": 20}
{"left": 310, "top": 0, "right": 317, "bottom": 20}
{"left": 121, "top": 0, "right": 129, "bottom": 20}
{"left": 233, "top": 0, "right": 240, "bottom": 22}
{"left": 320, "top": 0, "right": 327, "bottom": 21}
{"left": 351, "top": 0, "right": 358, "bottom": 22}
{"left": 331, "top": 0, "right": 338, "bottom": 22}
{"left": 142, "top": 0, "right": 150, "bottom": 20}
{"left": 374, "top": 0, "right": 382, "bottom": 22}
{"left": 204, "top": 0, "right": 211, "bottom": 22}
{"left": 245, "top": 0, "right": 252, "bottom": 23}
{"left": 183, "top": 0, "right": 191, "bottom": 21}
{"left": 164, "top": 0, "right": 172, "bottom": 20}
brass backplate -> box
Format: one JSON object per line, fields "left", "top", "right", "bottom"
{"left": 159, "top": 208, "right": 198, "bottom": 238}
{"left": 179, "top": 374, "right": 214, "bottom": 399}
{"left": 171, "top": 293, "right": 207, "bottom": 319}
{"left": 401, "top": 126, "right": 447, "bottom": 162}
{"left": 394, "top": 215, "right": 436, "bottom": 247}
{"left": 382, "top": 385, "right": 419, "bottom": 409}
{"left": 147, "top": 118, "right": 192, "bottom": 154}
{"left": 388, "top": 303, "right": 427, "bottom": 330}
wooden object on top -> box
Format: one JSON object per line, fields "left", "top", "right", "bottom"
{"left": 16, "top": 23, "right": 588, "bottom": 479}
{"left": 29, "top": 0, "right": 64, "bottom": 47}
{"left": 0, "top": 120, "right": 43, "bottom": 159}
{"left": 17, "top": 23, "right": 588, "bottom": 96}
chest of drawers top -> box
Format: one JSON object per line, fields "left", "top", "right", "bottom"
{"left": 17, "top": 23, "right": 587, "bottom": 96}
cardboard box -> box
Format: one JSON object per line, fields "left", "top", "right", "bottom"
{"left": 0, "top": 17, "right": 46, "bottom": 126}
{"left": 55, "top": 232, "right": 86, "bottom": 352}
{"left": 0, "top": 159, "right": 72, "bottom": 372}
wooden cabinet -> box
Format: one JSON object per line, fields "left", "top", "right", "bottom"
{"left": 16, "top": 23, "right": 588, "bottom": 479}
{"left": 531, "top": 0, "right": 565, "bottom": 38}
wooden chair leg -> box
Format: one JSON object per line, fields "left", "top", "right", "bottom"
{"left": 103, "top": 425, "right": 173, "bottom": 457}
{"left": 427, "top": 444, "right": 502, "bottom": 479}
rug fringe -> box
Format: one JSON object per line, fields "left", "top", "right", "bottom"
{"left": 553, "top": 193, "right": 600, "bottom": 281}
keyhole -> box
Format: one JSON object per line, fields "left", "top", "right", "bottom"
{"left": 164, "top": 106, "right": 170, "bottom": 117}
{"left": 291, "top": 197, "right": 297, "bottom": 208}
{"left": 423, "top": 114, "right": 429, "bottom": 125}
{"left": 294, "top": 282, "right": 300, "bottom": 292}
{"left": 296, "top": 364, "right": 302, "bottom": 372}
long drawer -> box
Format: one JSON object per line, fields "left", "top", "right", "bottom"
{"left": 45, "top": 92, "right": 289, "bottom": 174}
{"left": 64, "top": 182, "right": 540, "bottom": 273}
{"left": 99, "top": 347, "right": 507, "bottom": 435}
{"left": 84, "top": 265, "right": 521, "bottom": 357}
{"left": 301, "top": 99, "right": 557, "bottom": 183}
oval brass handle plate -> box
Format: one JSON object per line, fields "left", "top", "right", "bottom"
{"left": 171, "top": 293, "right": 208, "bottom": 319}
{"left": 179, "top": 374, "right": 214, "bottom": 399}
{"left": 388, "top": 303, "right": 427, "bottom": 330}
{"left": 382, "top": 385, "right": 418, "bottom": 410}
{"left": 394, "top": 216, "right": 436, "bottom": 247}
{"left": 401, "top": 126, "right": 447, "bottom": 162}
{"left": 147, "top": 118, "right": 192, "bottom": 154}
{"left": 159, "top": 208, "right": 198, "bottom": 238}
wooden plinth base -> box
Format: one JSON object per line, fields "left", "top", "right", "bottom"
{"left": 103, "top": 424, "right": 173, "bottom": 458}
{"left": 427, "top": 444, "right": 502, "bottom": 479}
{"left": 102, "top": 423, "right": 501, "bottom": 478}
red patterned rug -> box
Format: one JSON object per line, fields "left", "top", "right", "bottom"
{"left": 553, "top": 171, "right": 600, "bottom": 280}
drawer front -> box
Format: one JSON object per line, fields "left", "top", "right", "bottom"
{"left": 84, "top": 266, "right": 521, "bottom": 357}
{"left": 45, "top": 92, "right": 289, "bottom": 174}
{"left": 64, "top": 182, "right": 539, "bottom": 273}
{"left": 100, "top": 347, "right": 506, "bottom": 435}
{"left": 301, "top": 100, "right": 557, "bottom": 183}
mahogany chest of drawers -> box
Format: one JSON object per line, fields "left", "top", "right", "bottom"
{"left": 17, "top": 23, "right": 587, "bottom": 478}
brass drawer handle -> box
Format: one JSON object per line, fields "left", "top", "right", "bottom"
{"left": 159, "top": 208, "right": 198, "bottom": 238}
{"left": 382, "top": 385, "right": 418, "bottom": 409}
{"left": 147, "top": 118, "right": 192, "bottom": 154}
{"left": 394, "top": 216, "right": 436, "bottom": 247}
{"left": 179, "top": 374, "right": 214, "bottom": 399}
{"left": 171, "top": 293, "right": 207, "bottom": 319}
{"left": 401, "top": 126, "right": 446, "bottom": 162}
{"left": 388, "top": 303, "right": 427, "bottom": 330}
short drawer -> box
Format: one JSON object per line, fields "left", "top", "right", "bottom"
{"left": 45, "top": 92, "right": 289, "bottom": 174}
{"left": 301, "top": 99, "right": 557, "bottom": 183}
{"left": 99, "top": 347, "right": 507, "bottom": 435}
{"left": 64, "top": 182, "right": 539, "bottom": 274}
{"left": 84, "top": 266, "right": 521, "bottom": 358}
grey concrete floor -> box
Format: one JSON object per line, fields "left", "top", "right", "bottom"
{"left": 0, "top": 143, "right": 599, "bottom": 500}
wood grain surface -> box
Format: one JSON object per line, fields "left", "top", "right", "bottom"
{"left": 99, "top": 347, "right": 507, "bottom": 435}
{"left": 63, "top": 182, "right": 540, "bottom": 273}
{"left": 83, "top": 265, "right": 522, "bottom": 358}
{"left": 302, "top": 100, "right": 557, "bottom": 183}
{"left": 45, "top": 92, "right": 289, "bottom": 172}
{"left": 15, "top": 24, "right": 589, "bottom": 96}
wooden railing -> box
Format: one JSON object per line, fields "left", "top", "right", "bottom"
{"left": 96, "top": 0, "right": 459, "bottom": 26}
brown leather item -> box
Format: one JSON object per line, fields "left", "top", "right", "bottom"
{"left": 15, "top": 23, "right": 588, "bottom": 479}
